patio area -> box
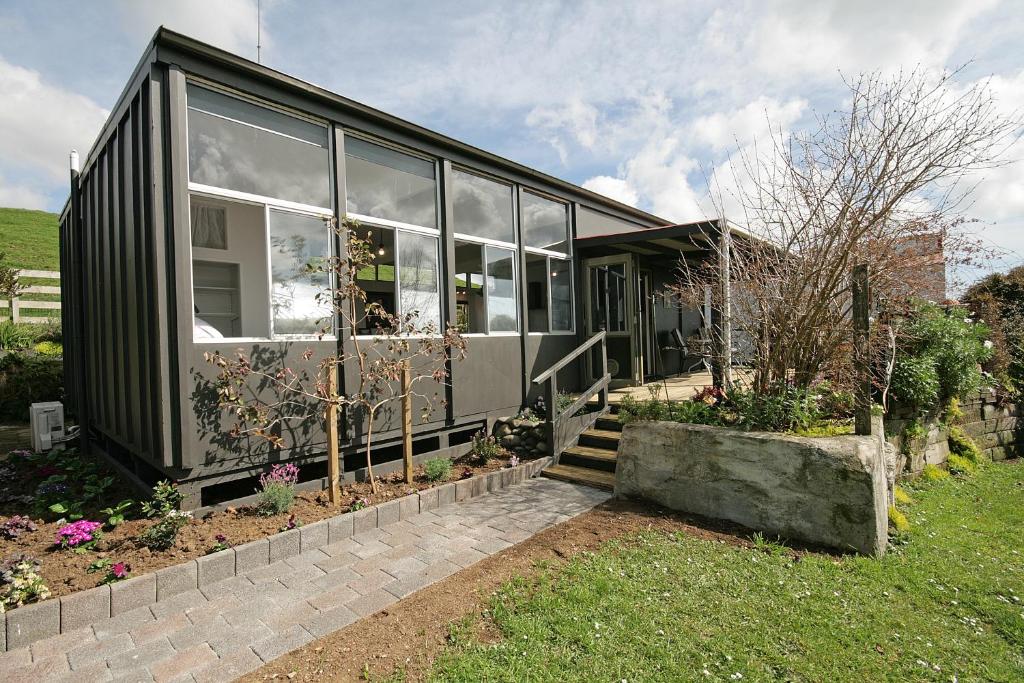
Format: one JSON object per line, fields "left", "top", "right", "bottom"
{"left": 601, "top": 369, "right": 754, "bottom": 405}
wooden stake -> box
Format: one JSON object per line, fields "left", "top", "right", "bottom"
{"left": 852, "top": 263, "right": 872, "bottom": 436}
{"left": 326, "top": 363, "right": 341, "bottom": 505}
{"left": 401, "top": 360, "right": 413, "bottom": 484}
{"left": 718, "top": 217, "right": 733, "bottom": 388}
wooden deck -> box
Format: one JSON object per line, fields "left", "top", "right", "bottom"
{"left": 603, "top": 370, "right": 754, "bottom": 404}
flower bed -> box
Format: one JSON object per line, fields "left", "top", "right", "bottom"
{"left": 0, "top": 443, "right": 534, "bottom": 605}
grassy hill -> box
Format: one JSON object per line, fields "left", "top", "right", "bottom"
{"left": 0, "top": 207, "right": 60, "bottom": 272}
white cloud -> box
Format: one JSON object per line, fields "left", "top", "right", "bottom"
{"left": 0, "top": 176, "right": 49, "bottom": 210}
{"left": 116, "top": 0, "right": 263, "bottom": 59}
{"left": 0, "top": 55, "right": 107, "bottom": 182}
{"left": 582, "top": 176, "right": 639, "bottom": 207}
{"left": 689, "top": 97, "right": 807, "bottom": 154}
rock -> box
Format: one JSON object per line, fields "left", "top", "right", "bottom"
{"left": 616, "top": 422, "right": 889, "bottom": 556}
{"left": 495, "top": 423, "right": 512, "bottom": 438}
{"left": 535, "top": 442, "right": 547, "bottom": 453}
{"left": 501, "top": 435, "right": 520, "bottom": 448}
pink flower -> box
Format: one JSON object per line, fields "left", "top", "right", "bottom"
{"left": 111, "top": 562, "right": 129, "bottom": 578}
{"left": 55, "top": 520, "right": 102, "bottom": 548}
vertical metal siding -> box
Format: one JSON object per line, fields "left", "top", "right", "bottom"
{"left": 60, "top": 75, "right": 170, "bottom": 468}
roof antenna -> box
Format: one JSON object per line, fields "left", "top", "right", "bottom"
{"left": 256, "top": 0, "right": 262, "bottom": 64}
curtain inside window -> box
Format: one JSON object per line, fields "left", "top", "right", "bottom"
{"left": 190, "top": 204, "right": 227, "bottom": 249}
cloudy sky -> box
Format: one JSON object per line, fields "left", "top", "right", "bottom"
{"left": 1, "top": 0, "right": 1022, "bottom": 282}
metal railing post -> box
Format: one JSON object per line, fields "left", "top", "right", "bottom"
{"left": 600, "top": 336, "right": 609, "bottom": 410}
{"left": 544, "top": 374, "right": 557, "bottom": 458}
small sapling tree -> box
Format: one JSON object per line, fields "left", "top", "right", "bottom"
{"left": 205, "top": 217, "right": 466, "bottom": 498}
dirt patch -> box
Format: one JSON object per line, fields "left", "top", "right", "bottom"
{"left": 0, "top": 448, "right": 528, "bottom": 600}
{"left": 242, "top": 499, "right": 758, "bottom": 683}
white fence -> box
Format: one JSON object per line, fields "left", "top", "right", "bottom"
{"left": 0, "top": 270, "right": 61, "bottom": 323}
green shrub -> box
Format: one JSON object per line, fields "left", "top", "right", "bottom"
{"left": 138, "top": 510, "right": 191, "bottom": 550}
{"left": 944, "top": 397, "right": 964, "bottom": 424}
{"left": 424, "top": 457, "right": 453, "bottom": 482}
{"left": 33, "top": 341, "right": 62, "bottom": 357}
{"left": 726, "top": 384, "right": 822, "bottom": 432}
{"left": 141, "top": 480, "right": 183, "bottom": 518}
{"left": 0, "top": 321, "right": 31, "bottom": 350}
{"left": 256, "top": 464, "right": 299, "bottom": 516}
{"left": 0, "top": 352, "right": 63, "bottom": 420}
{"left": 812, "top": 381, "right": 855, "bottom": 419}
{"left": 947, "top": 453, "right": 977, "bottom": 476}
{"left": 888, "top": 506, "right": 911, "bottom": 533}
{"left": 891, "top": 354, "right": 940, "bottom": 412}
{"left": 892, "top": 303, "right": 993, "bottom": 413}
{"left": 920, "top": 463, "right": 950, "bottom": 482}
{"left": 471, "top": 431, "right": 503, "bottom": 464}
{"left": 947, "top": 425, "right": 984, "bottom": 464}
{"left": 618, "top": 395, "right": 722, "bottom": 427}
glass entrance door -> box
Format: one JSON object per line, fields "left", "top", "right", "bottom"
{"left": 583, "top": 255, "right": 638, "bottom": 386}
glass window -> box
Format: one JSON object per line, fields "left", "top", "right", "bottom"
{"left": 589, "top": 263, "right": 627, "bottom": 333}
{"left": 550, "top": 258, "right": 572, "bottom": 331}
{"left": 354, "top": 225, "right": 397, "bottom": 334}
{"left": 268, "top": 210, "right": 332, "bottom": 335}
{"left": 345, "top": 137, "right": 437, "bottom": 228}
{"left": 190, "top": 203, "right": 227, "bottom": 249}
{"left": 521, "top": 191, "right": 569, "bottom": 253}
{"left": 452, "top": 169, "right": 515, "bottom": 243}
{"left": 193, "top": 261, "right": 240, "bottom": 337}
{"left": 398, "top": 232, "right": 441, "bottom": 333}
{"left": 186, "top": 84, "right": 331, "bottom": 208}
{"left": 486, "top": 247, "right": 517, "bottom": 332}
{"left": 525, "top": 253, "right": 549, "bottom": 333}
{"left": 454, "top": 241, "right": 486, "bottom": 333}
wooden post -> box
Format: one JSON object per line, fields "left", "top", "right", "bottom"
{"left": 10, "top": 296, "right": 19, "bottom": 323}
{"left": 853, "top": 263, "right": 872, "bottom": 436}
{"left": 718, "top": 218, "right": 733, "bottom": 388}
{"left": 326, "top": 363, "right": 341, "bottom": 505}
{"left": 401, "top": 360, "right": 413, "bottom": 484}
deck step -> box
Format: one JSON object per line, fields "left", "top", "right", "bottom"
{"left": 578, "top": 428, "right": 621, "bottom": 450}
{"left": 541, "top": 463, "right": 616, "bottom": 491}
{"left": 595, "top": 415, "right": 623, "bottom": 432}
{"left": 562, "top": 444, "right": 618, "bottom": 470}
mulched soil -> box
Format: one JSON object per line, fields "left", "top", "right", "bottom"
{"left": 0, "top": 446, "right": 526, "bottom": 600}
{"left": 242, "top": 499, "right": 766, "bottom": 683}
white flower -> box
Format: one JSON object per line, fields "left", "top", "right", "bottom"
{"left": 984, "top": 340, "right": 993, "bottom": 349}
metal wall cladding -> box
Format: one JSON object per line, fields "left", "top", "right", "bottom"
{"left": 61, "top": 74, "right": 172, "bottom": 469}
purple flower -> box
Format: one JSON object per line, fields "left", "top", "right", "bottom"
{"left": 215, "top": 534, "right": 227, "bottom": 544}
{"left": 259, "top": 463, "right": 300, "bottom": 488}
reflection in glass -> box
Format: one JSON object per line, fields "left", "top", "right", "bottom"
{"left": 589, "top": 263, "right": 626, "bottom": 333}
{"left": 525, "top": 253, "right": 549, "bottom": 333}
{"left": 268, "top": 210, "right": 331, "bottom": 335}
{"left": 398, "top": 232, "right": 441, "bottom": 333}
{"left": 354, "top": 225, "right": 396, "bottom": 334}
{"left": 187, "top": 85, "right": 331, "bottom": 208}
{"left": 486, "top": 247, "right": 517, "bottom": 332}
{"left": 550, "top": 258, "right": 572, "bottom": 331}
{"left": 521, "top": 191, "right": 569, "bottom": 253}
{"left": 345, "top": 137, "right": 437, "bottom": 228}
{"left": 452, "top": 169, "right": 515, "bottom": 243}
{"left": 455, "top": 241, "right": 486, "bottom": 333}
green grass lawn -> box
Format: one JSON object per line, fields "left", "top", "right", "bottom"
{"left": 431, "top": 461, "right": 1024, "bottom": 682}
{"left": 0, "top": 207, "right": 60, "bottom": 271}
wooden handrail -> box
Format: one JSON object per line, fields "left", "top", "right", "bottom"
{"left": 532, "top": 330, "right": 606, "bottom": 385}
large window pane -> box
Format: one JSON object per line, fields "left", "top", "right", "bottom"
{"left": 455, "top": 241, "right": 486, "bottom": 333}
{"left": 354, "top": 225, "right": 396, "bottom": 334}
{"left": 486, "top": 247, "right": 517, "bottom": 332}
{"left": 268, "top": 210, "right": 331, "bottom": 335}
{"left": 550, "top": 258, "right": 572, "bottom": 331}
{"left": 187, "top": 85, "right": 330, "bottom": 208}
{"left": 398, "top": 232, "right": 441, "bottom": 333}
{"left": 521, "top": 191, "right": 569, "bottom": 253}
{"left": 452, "top": 169, "right": 515, "bottom": 243}
{"left": 345, "top": 137, "right": 437, "bottom": 228}
{"left": 525, "top": 253, "right": 548, "bottom": 333}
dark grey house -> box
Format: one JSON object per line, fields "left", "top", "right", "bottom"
{"left": 59, "top": 28, "right": 724, "bottom": 505}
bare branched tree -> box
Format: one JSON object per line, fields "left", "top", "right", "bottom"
{"left": 205, "top": 217, "right": 466, "bottom": 495}
{"left": 673, "top": 67, "right": 1020, "bottom": 394}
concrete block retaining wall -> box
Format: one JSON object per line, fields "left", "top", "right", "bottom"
{"left": 0, "top": 456, "right": 551, "bottom": 653}
{"left": 884, "top": 390, "right": 1022, "bottom": 476}
{"left": 615, "top": 422, "right": 888, "bottom": 556}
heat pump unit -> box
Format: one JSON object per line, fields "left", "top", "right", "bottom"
{"left": 30, "top": 402, "right": 64, "bottom": 453}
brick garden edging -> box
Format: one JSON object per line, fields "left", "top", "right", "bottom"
{"left": 1, "top": 456, "right": 551, "bottom": 652}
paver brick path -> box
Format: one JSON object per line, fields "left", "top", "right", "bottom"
{"left": 0, "top": 478, "right": 611, "bottom": 682}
